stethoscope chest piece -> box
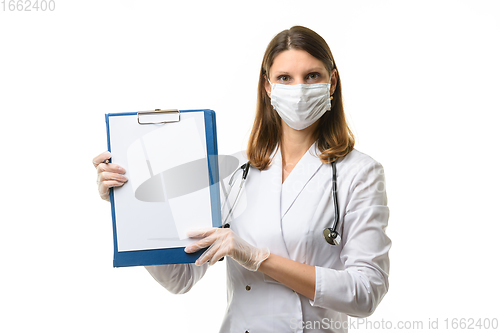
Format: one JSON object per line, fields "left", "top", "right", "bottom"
{"left": 323, "top": 227, "right": 341, "bottom": 246}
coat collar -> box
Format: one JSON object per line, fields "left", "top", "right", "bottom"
{"left": 270, "top": 142, "right": 324, "bottom": 219}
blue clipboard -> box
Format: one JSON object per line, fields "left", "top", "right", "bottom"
{"left": 105, "top": 109, "right": 221, "bottom": 267}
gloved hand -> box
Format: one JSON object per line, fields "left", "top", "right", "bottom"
{"left": 92, "top": 151, "right": 128, "bottom": 201}
{"left": 184, "top": 227, "right": 270, "bottom": 271}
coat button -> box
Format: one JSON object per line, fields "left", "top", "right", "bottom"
{"left": 245, "top": 285, "right": 251, "bottom": 291}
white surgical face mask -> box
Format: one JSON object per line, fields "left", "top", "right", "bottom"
{"left": 269, "top": 81, "right": 332, "bottom": 130}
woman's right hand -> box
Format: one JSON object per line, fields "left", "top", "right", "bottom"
{"left": 92, "top": 151, "right": 128, "bottom": 202}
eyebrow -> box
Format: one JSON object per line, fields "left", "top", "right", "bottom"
{"left": 305, "top": 67, "right": 326, "bottom": 73}
{"left": 273, "top": 67, "right": 326, "bottom": 76}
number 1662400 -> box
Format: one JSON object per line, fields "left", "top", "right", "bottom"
{"left": 1, "top": 0, "right": 55, "bottom": 11}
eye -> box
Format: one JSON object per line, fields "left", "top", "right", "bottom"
{"left": 277, "top": 75, "right": 291, "bottom": 83}
{"left": 306, "top": 72, "right": 321, "bottom": 81}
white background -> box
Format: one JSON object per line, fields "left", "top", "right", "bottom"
{"left": 1, "top": 1, "right": 499, "bottom": 332}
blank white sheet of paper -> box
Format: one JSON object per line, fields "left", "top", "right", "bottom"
{"left": 108, "top": 111, "right": 213, "bottom": 252}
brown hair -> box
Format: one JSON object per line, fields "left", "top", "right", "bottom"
{"left": 247, "top": 26, "right": 355, "bottom": 170}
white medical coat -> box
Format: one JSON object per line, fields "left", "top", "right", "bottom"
{"left": 146, "top": 145, "right": 391, "bottom": 333}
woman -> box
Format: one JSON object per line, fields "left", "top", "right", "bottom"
{"left": 93, "top": 26, "right": 391, "bottom": 332}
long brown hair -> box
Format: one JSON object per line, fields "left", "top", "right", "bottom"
{"left": 247, "top": 26, "right": 355, "bottom": 170}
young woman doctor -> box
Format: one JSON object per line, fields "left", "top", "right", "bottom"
{"left": 93, "top": 26, "right": 391, "bottom": 332}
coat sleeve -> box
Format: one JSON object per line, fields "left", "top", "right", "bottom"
{"left": 145, "top": 263, "right": 209, "bottom": 294}
{"left": 309, "top": 160, "right": 391, "bottom": 317}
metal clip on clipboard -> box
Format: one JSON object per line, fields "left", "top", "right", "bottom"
{"left": 137, "top": 109, "right": 180, "bottom": 124}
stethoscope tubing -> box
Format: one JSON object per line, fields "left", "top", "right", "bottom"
{"left": 222, "top": 162, "right": 250, "bottom": 227}
{"left": 331, "top": 160, "right": 339, "bottom": 235}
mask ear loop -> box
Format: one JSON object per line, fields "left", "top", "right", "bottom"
{"left": 329, "top": 67, "right": 338, "bottom": 99}
{"left": 266, "top": 78, "right": 275, "bottom": 100}
{"left": 267, "top": 78, "right": 273, "bottom": 89}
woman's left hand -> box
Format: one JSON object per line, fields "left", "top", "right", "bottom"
{"left": 184, "top": 228, "right": 270, "bottom": 271}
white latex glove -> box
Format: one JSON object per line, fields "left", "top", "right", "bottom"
{"left": 184, "top": 227, "right": 270, "bottom": 271}
{"left": 92, "top": 151, "right": 128, "bottom": 201}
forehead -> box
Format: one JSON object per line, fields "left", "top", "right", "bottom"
{"left": 270, "top": 49, "right": 327, "bottom": 74}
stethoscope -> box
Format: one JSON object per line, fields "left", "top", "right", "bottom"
{"left": 221, "top": 160, "right": 341, "bottom": 246}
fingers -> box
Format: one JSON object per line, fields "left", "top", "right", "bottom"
{"left": 93, "top": 151, "right": 127, "bottom": 201}
{"left": 184, "top": 228, "right": 228, "bottom": 254}
{"left": 184, "top": 232, "right": 219, "bottom": 253}
{"left": 99, "top": 180, "right": 127, "bottom": 191}
{"left": 93, "top": 151, "right": 112, "bottom": 168}
{"left": 184, "top": 228, "right": 235, "bottom": 266}
{"left": 196, "top": 242, "right": 223, "bottom": 266}
{"left": 97, "top": 170, "right": 128, "bottom": 187}
{"left": 196, "top": 239, "right": 232, "bottom": 266}
{"left": 96, "top": 162, "right": 126, "bottom": 175}
{"left": 93, "top": 152, "right": 127, "bottom": 182}
{"left": 95, "top": 154, "right": 127, "bottom": 186}
{"left": 98, "top": 169, "right": 128, "bottom": 182}
{"left": 206, "top": 242, "right": 231, "bottom": 265}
